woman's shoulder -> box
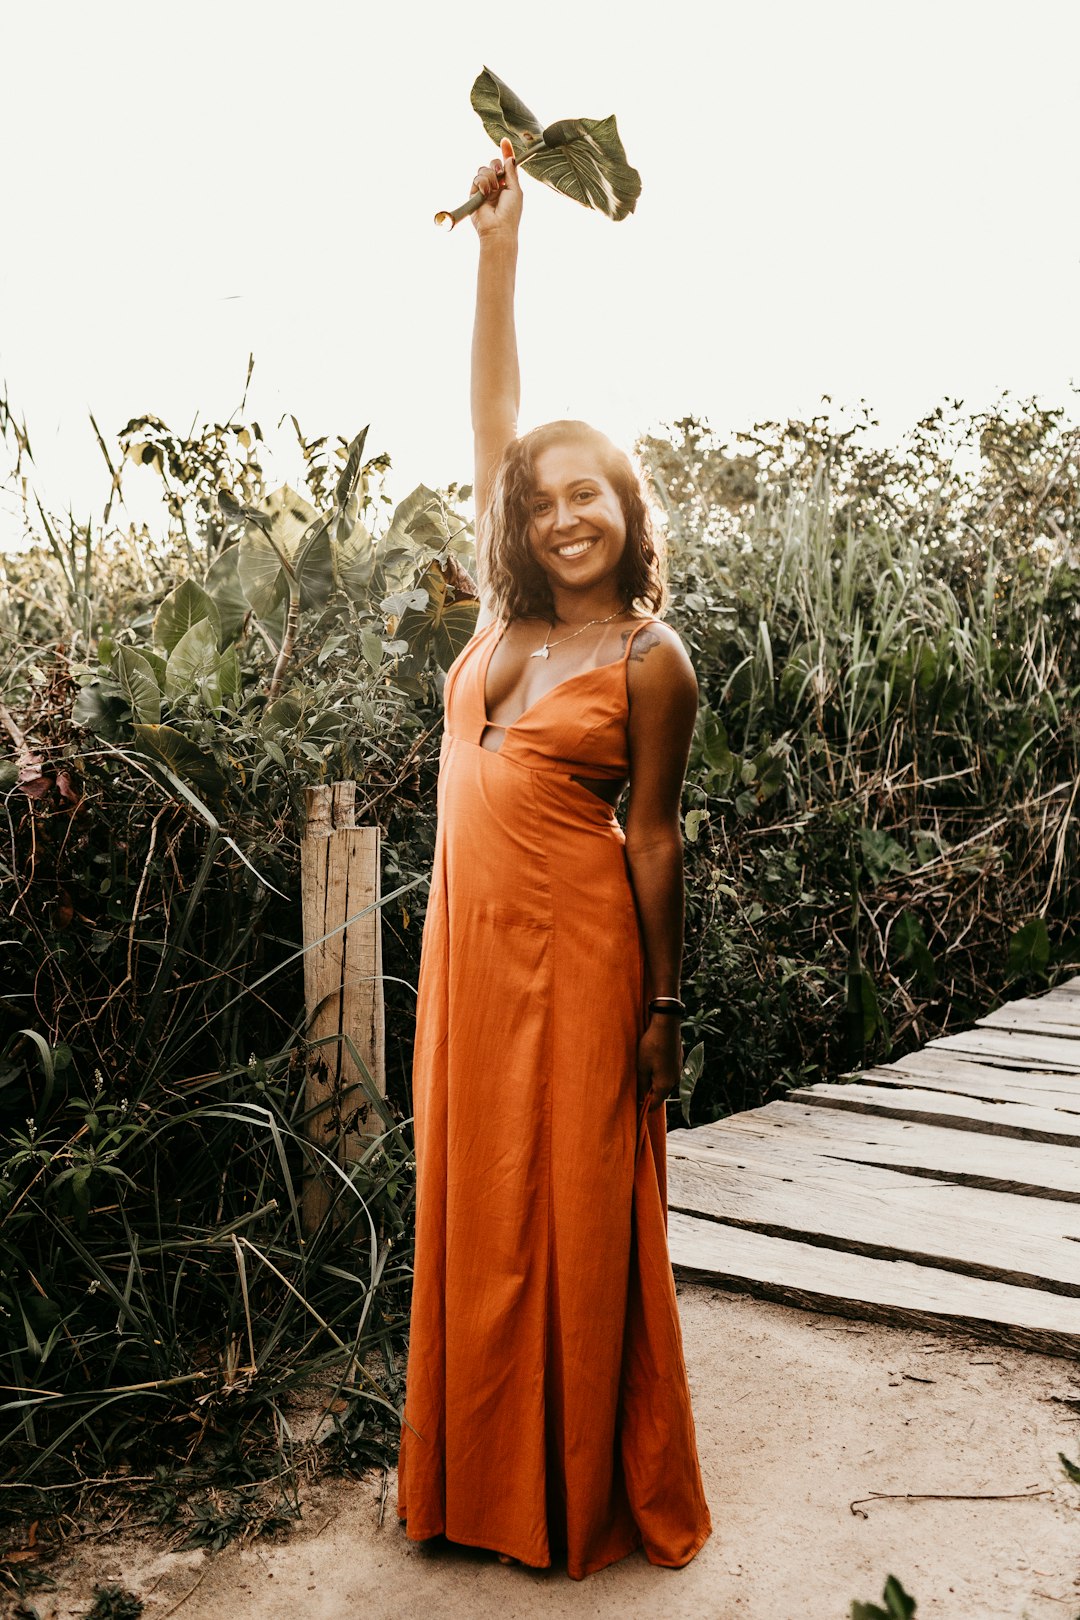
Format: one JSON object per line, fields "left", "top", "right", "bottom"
{"left": 628, "top": 614, "right": 691, "bottom": 657}
{"left": 626, "top": 615, "right": 698, "bottom": 694}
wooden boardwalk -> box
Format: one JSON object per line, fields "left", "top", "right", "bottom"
{"left": 667, "top": 975, "right": 1080, "bottom": 1357}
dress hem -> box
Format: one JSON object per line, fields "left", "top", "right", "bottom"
{"left": 397, "top": 1510, "right": 672, "bottom": 1580}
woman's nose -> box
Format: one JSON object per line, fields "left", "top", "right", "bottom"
{"left": 554, "top": 502, "right": 580, "bottom": 530}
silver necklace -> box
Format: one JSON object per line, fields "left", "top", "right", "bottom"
{"left": 529, "top": 609, "right": 625, "bottom": 660}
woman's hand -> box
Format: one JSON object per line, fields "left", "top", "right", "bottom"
{"left": 636, "top": 1016, "right": 683, "bottom": 1113}
{"left": 470, "top": 137, "right": 523, "bottom": 241}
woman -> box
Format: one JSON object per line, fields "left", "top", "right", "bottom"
{"left": 396, "top": 137, "right": 712, "bottom": 1579}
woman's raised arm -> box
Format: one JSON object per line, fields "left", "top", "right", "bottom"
{"left": 469, "top": 137, "right": 522, "bottom": 624}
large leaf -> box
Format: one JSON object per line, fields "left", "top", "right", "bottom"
{"left": 293, "top": 514, "right": 335, "bottom": 610}
{"left": 334, "top": 425, "right": 370, "bottom": 511}
{"left": 154, "top": 578, "right": 221, "bottom": 657}
{"left": 204, "top": 543, "right": 249, "bottom": 648}
{"left": 395, "top": 563, "right": 479, "bottom": 671}
{"left": 164, "top": 619, "right": 222, "bottom": 704}
{"left": 384, "top": 485, "right": 463, "bottom": 555}
{"left": 339, "top": 520, "right": 376, "bottom": 600}
{"left": 114, "top": 646, "right": 161, "bottom": 724}
{"left": 471, "top": 67, "right": 641, "bottom": 222}
{"left": 236, "top": 483, "right": 318, "bottom": 619}
{"left": 131, "top": 723, "right": 230, "bottom": 799}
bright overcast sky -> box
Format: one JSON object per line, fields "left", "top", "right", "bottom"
{"left": 2, "top": 0, "right": 1078, "bottom": 552}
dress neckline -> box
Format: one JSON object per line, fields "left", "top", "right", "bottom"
{"left": 480, "top": 616, "right": 657, "bottom": 733}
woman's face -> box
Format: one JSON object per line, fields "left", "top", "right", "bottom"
{"left": 526, "top": 442, "right": 628, "bottom": 592}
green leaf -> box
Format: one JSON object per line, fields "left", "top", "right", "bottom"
{"left": 340, "top": 520, "right": 376, "bottom": 599}
{"left": 131, "top": 723, "right": 230, "bottom": 800}
{"left": 154, "top": 578, "right": 221, "bottom": 657}
{"left": 432, "top": 601, "right": 478, "bottom": 670}
{"left": 471, "top": 67, "right": 641, "bottom": 221}
{"left": 361, "top": 630, "right": 384, "bottom": 674}
{"left": 164, "top": 619, "right": 221, "bottom": 703}
{"left": 684, "top": 808, "right": 709, "bottom": 843}
{"left": 263, "top": 691, "right": 305, "bottom": 734}
{"left": 847, "top": 966, "right": 884, "bottom": 1048}
{"left": 334, "top": 425, "right": 370, "bottom": 509}
{"left": 216, "top": 644, "right": 241, "bottom": 702}
{"left": 294, "top": 514, "right": 335, "bottom": 610}
{"left": 238, "top": 528, "right": 289, "bottom": 620}
{"left": 236, "top": 483, "right": 318, "bottom": 618}
{"left": 114, "top": 646, "right": 161, "bottom": 724}
{"left": 204, "top": 542, "right": 249, "bottom": 647}
{"left": 385, "top": 485, "right": 460, "bottom": 555}
{"left": 679, "top": 1041, "right": 705, "bottom": 1126}
{"left": 1007, "top": 916, "right": 1050, "bottom": 980}
{"left": 859, "top": 825, "right": 912, "bottom": 884}
{"left": 891, "top": 910, "right": 938, "bottom": 992}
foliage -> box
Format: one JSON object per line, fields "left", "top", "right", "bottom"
{"left": 2, "top": 373, "right": 1080, "bottom": 1543}
{"left": 470, "top": 66, "right": 641, "bottom": 220}
{"left": 0, "top": 388, "right": 477, "bottom": 1538}
{"left": 851, "top": 1574, "right": 918, "bottom": 1620}
{"left": 638, "top": 394, "right": 1080, "bottom": 1117}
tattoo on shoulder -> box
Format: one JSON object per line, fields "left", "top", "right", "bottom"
{"left": 622, "top": 627, "right": 664, "bottom": 663}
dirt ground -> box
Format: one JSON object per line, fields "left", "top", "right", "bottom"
{"left": 11, "top": 1284, "right": 1080, "bottom": 1620}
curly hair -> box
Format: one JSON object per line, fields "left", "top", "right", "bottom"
{"left": 477, "top": 421, "right": 667, "bottom": 623}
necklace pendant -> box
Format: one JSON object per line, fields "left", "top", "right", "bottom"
{"left": 530, "top": 645, "right": 550, "bottom": 659}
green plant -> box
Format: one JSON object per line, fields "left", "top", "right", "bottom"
{"left": 851, "top": 1573, "right": 917, "bottom": 1619}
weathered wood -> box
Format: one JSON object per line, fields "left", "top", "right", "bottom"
{"left": 665, "top": 1150, "right": 1080, "bottom": 1294}
{"left": 300, "top": 783, "right": 385, "bottom": 1234}
{"left": 667, "top": 1129, "right": 1080, "bottom": 1238}
{"left": 977, "top": 1005, "right": 1080, "bottom": 1036}
{"left": 670, "top": 974, "right": 1080, "bottom": 1350}
{"left": 925, "top": 1029, "right": 1080, "bottom": 1071}
{"left": 667, "top": 1210, "right": 1080, "bottom": 1358}
{"left": 855, "top": 1062, "right": 1080, "bottom": 1111}
{"left": 786, "top": 1081, "right": 1080, "bottom": 1147}
{"left": 688, "top": 1102, "right": 1080, "bottom": 1200}
{"left": 856, "top": 1048, "right": 1080, "bottom": 1102}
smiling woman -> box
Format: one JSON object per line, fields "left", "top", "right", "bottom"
{"left": 395, "top": 137, "right": 711, "bottom": 1580}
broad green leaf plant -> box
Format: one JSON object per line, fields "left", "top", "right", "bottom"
{"left": 71, "top": 426, "right": 478, "bottom": 802}
{"left": 435, "top": 66, "right": 642, "bottom": 229}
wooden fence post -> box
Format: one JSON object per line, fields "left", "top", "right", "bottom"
{"left": 299, "top": 781, "right": 385, "bottom": 1235}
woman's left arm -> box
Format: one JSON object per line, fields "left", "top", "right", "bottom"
{"left": 623, "top": 626, "right": 700, "bottom": 1110}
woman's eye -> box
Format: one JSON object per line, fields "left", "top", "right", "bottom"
{"left": 576, "top": 490, "right": 596, "bottom": 500}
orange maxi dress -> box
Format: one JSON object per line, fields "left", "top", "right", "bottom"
{"left": 396, "top": 615, "right": 712, "bottom": 1579}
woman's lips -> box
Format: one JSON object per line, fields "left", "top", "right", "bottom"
{"left": 553, "top": 536, "right": 600, "bottom": 559}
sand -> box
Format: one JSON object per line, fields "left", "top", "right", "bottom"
{"left": 10, "top": 1284, "right": 1080, "bottom": 1620}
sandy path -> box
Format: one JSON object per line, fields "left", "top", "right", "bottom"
{"left": 23, "top": 1285, "right": 1080, "bottom": 1620}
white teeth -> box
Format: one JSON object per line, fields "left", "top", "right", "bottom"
{"left": 556, "top": 538, "right": 597, "bottom": 558}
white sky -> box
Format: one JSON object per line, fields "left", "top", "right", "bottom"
{"left": 2, "top": 0, "right": 1078, "bottom": 553}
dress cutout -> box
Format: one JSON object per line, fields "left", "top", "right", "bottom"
{"left": 396, "top": 616, "right": 712, "bottom": 1579}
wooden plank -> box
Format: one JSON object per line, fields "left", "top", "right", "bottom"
{"left": 978, "top": 1005, "right": 1080, "bottom": 1037}
{"left": 300, "top": 785, "right": 386, "bottom": 1235}
{"left": 854, "top": 1062, "right": 1080, "bottom": 1111}
{"left": 668, "top": 1131, "right": 1080, "bottom": 1245}
{"left": 925, "top": 1029, "right": 1080, "bottom": 1071}
{"left": 976, "top": 984, "right": 1080, "bottom": 1027}
{"left": 860, "top": 1047, "right": 1080, "bottom": 1091}
{"left": 667, "top": 1210, "right": 1080, "bottom": 1357}
{"left": 787, "top": 1081, "right": 1080, "bottom": 1146}
{"left": 685, "top": 1103, "right": 1080, "bottom": 1200}
{"left": 665, "top": 1151, "right": 1080, "bottom": 1294}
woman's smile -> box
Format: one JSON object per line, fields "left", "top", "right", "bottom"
{"left": 554, "top": 535, "right": 601, "bottom": 559}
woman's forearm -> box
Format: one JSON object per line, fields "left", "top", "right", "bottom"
{"left": 624, "top": 834, "right": 685, "bottom": 1000}
{"left": 471, "top": 237, "right": 520, "bottom": 432}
